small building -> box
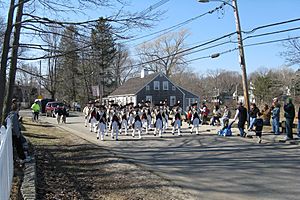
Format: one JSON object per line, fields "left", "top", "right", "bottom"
{"left": 105, "top": 71, "right": 200, "bottom": 110}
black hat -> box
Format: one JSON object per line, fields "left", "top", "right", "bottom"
{"left": 191, "top": 102, "right": 197, "bottom": 107}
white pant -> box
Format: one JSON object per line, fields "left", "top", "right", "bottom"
{"left": 84, "top": 116, "right": 88, "bottom": 127}
{"left": 121, "top": 119, "right": 128, "bottom": 135}
{"left": 155, "top": 119, "right": 163, "bottom": 137}
{"left": 191, "top": 118, "right": 200, "bottom": 134}
{"left": 90, "top": 117, "right": 97, "bottom": 132}
{"left": 147, "top": 115, "right": 152, "bottom": 129}
{"left": 111, "top": 121, "right": 119, "bottom": 140}
{"left": 97, "top": 122, "right": 106, "bottom": 140}
{"left": 172, "top": 119, "right": 181, "bottom": 135}
{"left": 133, "top": 121, "right": 142, "bottom": 139}
{"left": 142, "top": 119, "right": 148, "bottom": 134}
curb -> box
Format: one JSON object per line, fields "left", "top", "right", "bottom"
{"left": 20, "top": 151, "right": 36, "bottom": 199}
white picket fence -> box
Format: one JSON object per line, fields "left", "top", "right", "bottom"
{"left": 0, "top": 118, "right": 14, "bottom": 200}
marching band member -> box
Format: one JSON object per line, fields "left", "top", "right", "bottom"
{"left": 154, "top": 108, "right": 163, "bottom": 137}
{"left": 141, "top": 109, "right": 149, "bottom": 134}
{"left": 172, "top": 101, "right": 182, "bottom": 136}
{"left": 82, "top": 103, "right": 91, "bottom": 127}
{"left": 89, "top": 105, "right": 97, "bottom": 133}
{"left": 191, "top": 108, "right": 201, "bottom": 135}
{"left": 121, "top": 108, "right": 128, "bottom": 135}
{"left": 111, "top": 112, "right": 121, "bottom": 141}
{"left": 132, "top": 107, "right": 142, "bottom": 139}
{"left": 96, "top": 106, "right": 107, "bottom": 141}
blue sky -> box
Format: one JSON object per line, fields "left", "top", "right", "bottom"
{"left": 2, "top": 0, "right": 300, "bottom": 75}
{"left": 117, "top": 0, "right": 300, "bottom": 74}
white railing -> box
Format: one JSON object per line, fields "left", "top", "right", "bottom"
{"left": 0, "top": 118, "right": 14, "bottom": 200}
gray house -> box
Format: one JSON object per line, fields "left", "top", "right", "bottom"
{"left": 105, "top": 71, "right": 200, "bottom": 110}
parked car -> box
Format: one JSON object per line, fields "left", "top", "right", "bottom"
{"left": 45, "top": 102, "right": 69, "bottom": 117}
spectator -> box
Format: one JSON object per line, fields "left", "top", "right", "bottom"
{"left": 254, "top": 112, "right": 264, "bottom": 143}
{"left": 62, "top": 106, "right": 67, "bottom": 123}
{"left": 200, "top": 103, "right": 209, "bottom": 125}
{"left": 55, "top": 105, "right": 63, "bottom": 124}
{"left": 271, "top": 102, "right": 280, "bottom": 135}
{"left": 210, "top": 105, "right": 221, "bottom": 126}
{"left": 248, "top": 103, "right": 260, "bottom": 131}
{"left": 31, "top": 99, "right": 40, "bottom": 122}
{"left": 6, "top": 104, "right": 31, "bottom": 163}
{"left": 233, "top": 102, "right": 248, "bottom": 137}
{"left": 261, "top": 104, "right": 271, "bottom": 125}
{"left": 220, "top": 105, "right": 231, "bottom": 129}
{"left": 283, "top": 98, "right": 295, "bottom": 140}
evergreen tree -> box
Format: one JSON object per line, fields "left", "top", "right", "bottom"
{"left": 91, "top": 18, "right": 117, "bottom": 97}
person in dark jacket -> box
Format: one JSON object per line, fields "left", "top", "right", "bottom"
{"left": 283, "top": 98, "right": 295, "bottom": 140}
{"left": 233, "top": 102, "right": 248, "bottom": 137}
{"left": 6, "top": 104, "right": 31, "bottom": 163}
{"left": 254, "top": 112, "right": 264, "bottom": 143}
{"left": 248, "top": 103, "right": 260, "bottom": 131}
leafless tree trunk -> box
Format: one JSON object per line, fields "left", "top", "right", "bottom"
{"left": 0, "top": 0, "right": 15, "bottom": 123}
{"left": 3, "top": 0, "right": 25, "bottom": 121}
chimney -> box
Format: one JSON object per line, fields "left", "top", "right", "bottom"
{"left": 141, "top": 68, "right": 148, "bottom": 78}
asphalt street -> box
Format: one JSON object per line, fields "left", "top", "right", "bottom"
{"left": 24, "top": 111, "right": 300, "bottom": 200}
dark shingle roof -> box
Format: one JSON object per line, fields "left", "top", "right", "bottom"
{"left": 108, "top": 73, "right": 159, "bottom": 96}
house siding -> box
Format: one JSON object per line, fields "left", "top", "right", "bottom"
{"left": 137, "top": 74, "right": 184, "bottom": 107}
{"left": 107, "top": 72, "right": 200, "bottom": 111}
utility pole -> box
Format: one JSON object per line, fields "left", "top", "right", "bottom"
{"left": 232, "top": 0, "right": 250, "bottom": 112}
{"left": 198, "top": 0, "right": 250, "bottom": 113}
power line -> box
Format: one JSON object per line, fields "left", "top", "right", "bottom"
{"left": 243, "top": 26, "right": 300, "bottom": 41}
{"left": 124, "top": 2, "right": 226, "bottom": 46}
{"left": 139, "top": 0, "right": 170, "bottom": 16}
{"left": 242, "top": 17, "right": 300, "bottom": 34}
{"left": 185, "top": 35, "right": 300, "bottom": 63}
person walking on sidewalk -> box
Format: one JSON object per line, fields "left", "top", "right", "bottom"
{"left": 233, "top": 102, "right": 248, "bottom": 137}
{"left": 283, "top": 98, "right": 295, "bottom": 140}
{"left": 31, "top": 100, "right": 40, "bottom": 122}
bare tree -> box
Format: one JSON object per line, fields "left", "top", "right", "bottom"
{"left": 136, "top": 29, "right": 189, "bottom": 77}
{"left": 112, "top": 43, "right": 137, "bottom": 86}
{"left": 281, "top": 38, "right": 300, "bottom": 67}
{"left": 0, "top": 0, "right": 16, "bottom": 123}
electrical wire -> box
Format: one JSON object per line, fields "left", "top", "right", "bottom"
{"left": 123, "top": 3, "right": 226, "bottom": 46}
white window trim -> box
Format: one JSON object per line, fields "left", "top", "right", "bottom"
{"left": 154, "top": 81, "right": 160, "bottom": 90}
{"left": 163, "top": 81, "right": 169, "bottom": 90}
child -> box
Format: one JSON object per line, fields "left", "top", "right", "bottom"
{"left": 254, "top": 112, "right": 264, "bottom": 143}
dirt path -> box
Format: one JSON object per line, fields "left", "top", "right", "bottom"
{"left": 23, "top": 119, "right": 191, "bottom": 200}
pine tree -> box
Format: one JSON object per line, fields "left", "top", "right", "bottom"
{"left": 91, "top": 18, "right": 117, "bottom": 97}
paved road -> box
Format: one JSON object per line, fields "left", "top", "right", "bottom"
{"left": 28, "top": 111, "right": 300, "bottom": 200}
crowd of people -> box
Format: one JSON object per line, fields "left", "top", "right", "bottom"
{"left": 82, "top": 97, "right": 300, "bottom": 143}
{"left": 82, "top": 100, "right": 204, "bottom": 141}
